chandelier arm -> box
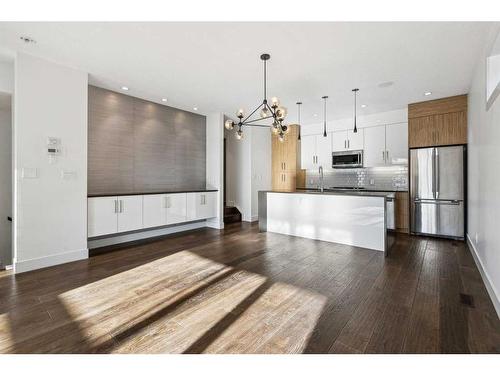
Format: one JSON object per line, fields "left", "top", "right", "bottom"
{"left": 242, "top": 123, "right": 272, "bottom": 128}
{"left": 241, "top": 102, "right": 263, "bottom": 124}
{"left": 243, "top": 115, "right": 275, "bottom": 125}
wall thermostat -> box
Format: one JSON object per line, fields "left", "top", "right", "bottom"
{"left": 47, "top": 137, "right": 61, "bottom": 155}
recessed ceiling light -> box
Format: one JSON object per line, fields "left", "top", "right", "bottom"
{"left": 161, "top": 98, "right": 168, "bottom": 102}
{"left": 378, "top": 81, "right": 394, "bottom": 88}
{"left": 121, "top": 86, "right": 129, "bottom": 91}
{"left": 361, "top": 104, "right": 367, "bottom": 108}
{"left": 313, "top": 114, "right": 318, "bottom": 117}
{"left": 193, "top": 107, "right": 198, "bottom": 111}
{"left": 424, "top": 91, "right": 432, "bottom": 96}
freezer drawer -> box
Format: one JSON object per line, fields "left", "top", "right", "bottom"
{"left": 411, "top": 199, "right": 464, "bottom": 238}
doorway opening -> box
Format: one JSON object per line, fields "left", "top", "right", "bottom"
{"left": 0, "top": 92, "right": 12, "bottom": 270}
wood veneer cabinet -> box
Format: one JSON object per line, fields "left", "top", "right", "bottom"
{"left": 272, "top": 125, "right": 301, "bottom": 191}
{"left": 394, "top": 192, "right": 409, "bottom": 233}
{"left": 408, "top": 95, "right": 467, "bottom": 148}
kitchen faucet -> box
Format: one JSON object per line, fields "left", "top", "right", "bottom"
{"left": 318, "top": 166, "right": 324, "bottom": 193}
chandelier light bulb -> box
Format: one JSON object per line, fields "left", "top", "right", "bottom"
{"left": 236, "top": 128, "right": 243, "bottom": 140}
{"left": 236, "top": 109, "right": 245, "bottom": 118}
{"left": 272, "top": 126, "right": 279, "bottom": 134}
{"left": 278, "top": 133, "right": 285, "bottom": 142}
{"left": 260, "top": 106, "right": 270, "bottom": 118}
{"left": 276, "top": 106, "right": 287, "bottom": 120}
{"left": 271, "top": 97, "right": 280, "bottom": 107}
{"left": 225, "top": 119, "right": 234, "bottom": 130}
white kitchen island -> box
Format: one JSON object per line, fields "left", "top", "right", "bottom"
{"left": 258, "top": 190, "right": 391, "bottom": 253}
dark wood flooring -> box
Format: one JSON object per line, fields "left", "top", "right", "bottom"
{"left": 0, "top": 222, "right": 498, "bottom": 353}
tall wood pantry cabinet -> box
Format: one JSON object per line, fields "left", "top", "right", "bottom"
{"left": 272, "top": 125, "right": 301, "bottom": 192}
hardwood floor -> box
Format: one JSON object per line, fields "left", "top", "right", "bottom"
{"left": 0, "top": 222, "right": 499, "bottom": 353}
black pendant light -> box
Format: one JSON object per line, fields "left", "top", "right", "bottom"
{"left": 352, "top": 88, "right": 359, "bottom": 133}
{"left": 322, "top": 96, "right": 328, "bottom": 137}
{"left": 296, "top": 101, "right": 302, "bottom": 140}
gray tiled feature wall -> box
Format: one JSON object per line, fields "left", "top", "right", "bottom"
{"left": 88, "top": 86, "right": 206, "bottom": 195}
{"left": 306, "top": 166, "right": 408, "bottom": 191}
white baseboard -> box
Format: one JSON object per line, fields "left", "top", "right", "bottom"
{"left": 206, "top": 217, "right": 224, "bottom": 229}
{"left": 88, "top": 221, "right": 208, "bottom": 249}
{"left": 466, "top": 234, "right": 500, "bottom": 318}
{"left": 14, "top": 248, "right": 88, "bottom": 274}
{"left": 250, "top": 215, "right": 259, "bottom": 222}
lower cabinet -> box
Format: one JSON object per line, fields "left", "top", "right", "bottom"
{"left": 117, "top": 196, "right": 143, "bottom": 233}
{"left": 88, "top": 191, "right": 216, "bottom": 238}
{"left": 88, "top": 195, "right": 143, "bottom": 237}
{"left": 88, "top": 196, "right": 119, "bottom": 237}
{"left": 186, "top": 192, "right": 217, "bottom": 221}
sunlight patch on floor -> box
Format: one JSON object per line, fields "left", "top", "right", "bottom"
{"left": 54, "top": 250, "right": 327, "bottom": 353}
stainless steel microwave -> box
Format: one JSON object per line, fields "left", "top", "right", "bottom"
{"left": 332, "top": 150, "right": 363, "bottom": 168}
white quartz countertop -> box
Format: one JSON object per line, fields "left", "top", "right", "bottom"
{"left": 262, "top": 189, "right": 395, "bottom": 198}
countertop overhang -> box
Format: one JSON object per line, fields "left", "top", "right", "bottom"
{"left": 88, "top": 189, "right": 218, "bottom": 198}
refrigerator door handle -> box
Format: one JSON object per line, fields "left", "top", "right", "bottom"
{"left": 435, "top": 149, "right": 440, "bottom": 199}
{"left": 431, "top": 148, "right": 436, "bottom": 199}
{"left": 414, "top": 198, "right": 461, "bottom": 205}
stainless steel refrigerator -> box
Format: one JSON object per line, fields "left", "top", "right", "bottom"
{"left": 410, "top": 145, "right": 465, "bottom": 239}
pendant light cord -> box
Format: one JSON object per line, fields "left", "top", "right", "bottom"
{"left": 353, "top": 88, "right": 359, "bottom": 133}
{"left": 263, "top": 59, "right": 267, "bottom": 102}
{"left": 297, "top": 102, "right": 302, "bottom": 140}
{"left": 322, "top": 96, "right": 328, "bottom": 137}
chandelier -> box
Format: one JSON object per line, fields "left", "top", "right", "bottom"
{"left": 225, "top": 53, "right": 289, "bottom": 142}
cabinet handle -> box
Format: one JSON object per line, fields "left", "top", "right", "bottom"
{"left": 119, "top": 200, "right": 123, "bottom": 213}
{"left": 348, "top": 139, "right": 350, "bottom": 149}
{"left": 114, "top": 200, "right": 118, "bottom": 213}
{"left": 344, "top": 140, "right": 347, "bottom": 149}
{"left": 382, "top": 151, "right": 385, "bottom": 162}
{"left": 386, "top": 150, "right": 389, "bottom": 163}
{"left": 283, "top": 162, "right": 286, "bottom": 170}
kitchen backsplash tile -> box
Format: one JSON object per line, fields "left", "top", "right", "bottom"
{"left": 306, "top": 166, "right": 408, "bottom": 191}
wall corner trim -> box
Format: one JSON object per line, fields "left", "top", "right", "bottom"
{"left": 466, "top": 234, "right": 500, "bottom": 318}
{"left": 14, "top": 248, "right": 89, "bottom": 274}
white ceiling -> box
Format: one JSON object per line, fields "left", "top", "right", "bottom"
{"left": 0, "top": 22, "right": 495, "bottom": 124}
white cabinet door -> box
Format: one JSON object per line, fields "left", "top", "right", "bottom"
{"left": 316, "top": 133, "right": 333, "bottom": 169}
{"left": 300, "top": 135, "right": 317, "bottom": 170}
{"left": 187, "top": 192, "right": 217, "bottom": 221}
{"left": 166, "top": 193, "right": 187, "bottom": 224}
{"left": 117, "top": 195, "right": 143, "bottom": 233}
{"left": 347, "top": 128, "right": 364, "bottom": 150}
{"left": 143, "top": 194, "right": 167, "bottom": 228}
{"left": 332, "top": 130, "right": 347, "bottom": 152}
{"left": 363, "top": 125, "right": 386, "bottom": 167}
{"left": 385, "top": 122, "right": 408, "bottom": 165}
{"left": 88, "top": 196, "right": 118, "bottom": 237}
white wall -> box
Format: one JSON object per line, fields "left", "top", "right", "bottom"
{"left": 0, "top": 103, "right": 12, "bottom": 267}
{"left": 250, "top": 127, "right": 272, "bottom": 221}
{"left": 467, "top": 26, "right": 500, "bottom": 317}
{"left": 0, "top": 62, "right": 14, "bottom": 94}
{"left": 301, "top": 108, "right": 408, "bottom": 136}
{"left": 13, "top": 53, "right": 88, "bottom": 273}
{"left": 206, "top": 112, "right": 225, "bottom": 229}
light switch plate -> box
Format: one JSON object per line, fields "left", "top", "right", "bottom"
{"left": 21, "top": 167, "right": 38, "bottom": 179}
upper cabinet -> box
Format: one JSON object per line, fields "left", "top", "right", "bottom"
{"left": 299, "top": 119, "right": 408, "bottom": 169}
{"left": 332, "top": 129, "right": 364, "bottom": 152}
{"left": 300, "top": 134, "right": 317, "bottom": 170}
{"left": 385, "top": 123, "right": 408, "bottom": 165}
{"left": 364, "top": 126, "right": 386, "bottom": 167}
{"left": 363, "top": 123, "right": 408, "bottom": 167}
{"left": 408, "top": 95, "right": 467, "bottom": 148}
